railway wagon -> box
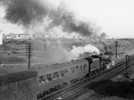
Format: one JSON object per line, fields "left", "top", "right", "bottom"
{"left": 35, "top": 54, "right": 133, "bottom": 99}
{"left": 34, "top": 55, "right": 113, "bottom": 99}
{"left": 35, "top": 59, "right": 90, "bottom": 99}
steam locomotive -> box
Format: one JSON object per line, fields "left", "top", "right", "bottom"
{"left": 36, "top": 54, "right": 118, "bottom": 99}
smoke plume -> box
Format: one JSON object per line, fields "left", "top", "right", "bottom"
{"left": 31, "top": 39, "right": 72, "bottom": 65}
{"left": 70, "top": 44, "right": 100, "bottom": 59}
{"left": 0, "top": 0, "right": 49, "bottom": 25}
{"left": 32, "top": 39, "right": 100, "bottom": 65}
{"left": 0, "top": 0, "right": 95, "bottom": 36}
{"left": 49, "top": 7, "right": 94, "bottom": 36}
{"left": 0, "top": 0, "right": 101, "bottom": 64}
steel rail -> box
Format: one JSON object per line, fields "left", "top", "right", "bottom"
{"left": 38, "top": 55, "right": 134, "bottom": 100}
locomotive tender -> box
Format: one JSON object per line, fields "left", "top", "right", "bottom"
{"left": 36, "top": 54, "right": 116, "bottom": 99}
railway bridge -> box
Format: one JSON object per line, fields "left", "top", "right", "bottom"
{"left": 0, "top": 55, "right": 134, "bottom": 100}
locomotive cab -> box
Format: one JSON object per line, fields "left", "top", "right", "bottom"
{"left": 85, "top": 54, "right": 102, "bottom": 77}
{"left": 85, "top": 53, "right": 113, "bottom": 78}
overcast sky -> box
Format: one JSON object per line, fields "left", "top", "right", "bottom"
{"left": 53, "top": 0, "right": 134, "bottom": 38}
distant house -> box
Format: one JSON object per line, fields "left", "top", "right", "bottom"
{"left": 3, "top": 33, "right": 32, "bottom": 41}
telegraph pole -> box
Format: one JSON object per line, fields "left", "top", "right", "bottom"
{"left": 115, "top": 41, "right": 118, "bottom": 58}
{"left": 27, "top": 40, "right": 31, "bottom": 70}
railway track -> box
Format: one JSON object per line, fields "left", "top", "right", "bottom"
{"left": 38, "top": 55, "right": 134, "bottom": 100}
{"left": 39, "top": 76, "right": 89, "bottom": 100}
{"left": 38, "top": 69, "right": 120, "bottom": 100}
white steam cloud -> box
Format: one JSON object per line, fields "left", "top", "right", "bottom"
{"left": 70, "top": 44, "right": 100, "bottom": 59}
{"left": 31, "top": 40, "right": 100, "bottom": 65}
